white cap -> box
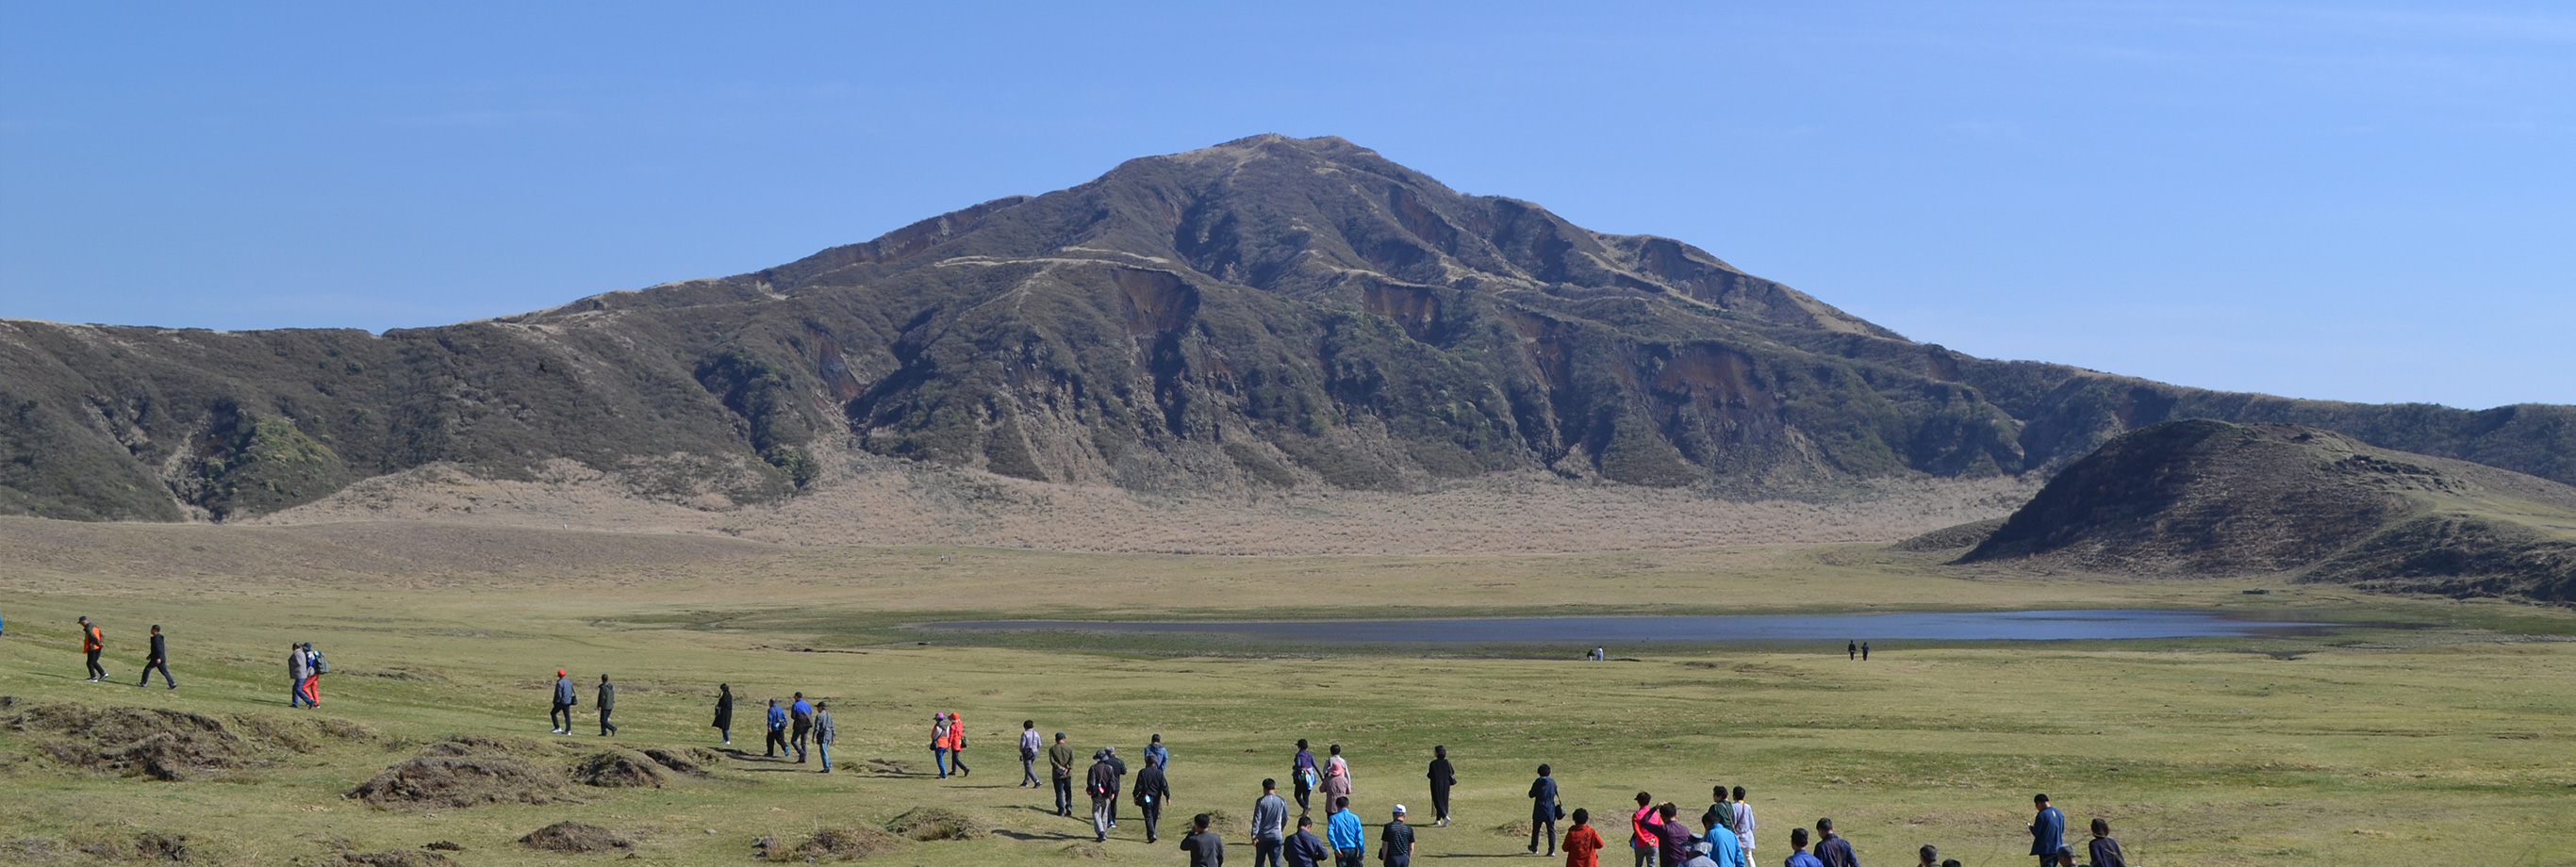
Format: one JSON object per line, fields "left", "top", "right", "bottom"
{"left": 1393, "top": 804, "right": 1407, "bottom": 814}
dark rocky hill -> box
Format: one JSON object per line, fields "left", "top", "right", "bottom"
{"left": 1954, "top": 420, "right": 2576, "bottom": 601}
{"left": 6, "top": 134, "right": 2575, "bottom": 522}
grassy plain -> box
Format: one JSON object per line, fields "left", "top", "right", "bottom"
{"left": 1, "top": 517, "right": 2572, "bottom": 866}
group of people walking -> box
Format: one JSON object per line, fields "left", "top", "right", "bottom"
{"left": 546, "top": 669, "right": 619, "bottom": 735}
{"left": 54, "top": 616, "right": 180, "bottom": 690}
{"left": 709, "top": 685, "right": 838, "bottom": 771}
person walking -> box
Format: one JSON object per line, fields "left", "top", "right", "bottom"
{"left": 1860, "top": 642, "right": 1870, "bottom": 661}
{"left": 1699, "top": 815, "right": 1746, "bottom": 867}
{"left": 1627, "top": 793, "right": 1660, "bottom": 867}
{"left": 1182, "top": 812, "right": 1227, "bottom": 867}
{"left": 1106, "top": 745, "right": 1131, "bottom": 827}
{"left": 1286, "top": 815, "right": 1329, "bottom": 867}
{"left": 136, "top": 625, "right": 174, "bottom": 689}
{"left": 713, "top": 684, "right": 735, "bottom": 745}
{"left": 789, "top": 694, "right": 815, "bottom": 763}
{"left": 1293, "top": 739, "right": 1319, "bottom": 814}
{"left": 550, "top": 669, "right": 576, "bottom": 734}
{"left": 1322, "top": 744, "right": 1353, "bottom": 805}
{"left": 1020, "top": 720, "right": 1044, "bottom": 788}
{"left": 79, "top": 616, "right": 106, "bottom": 681}
{"left": 289, "top": 644, "right": 313, "bottom": 708}
{"left": 1379, "top": 806, "right": 1414, "bottom": 867}
{"left": 595, "top": 674, "right": 619, "bottom": 736}
{"left": 1729, "top": 787, "right": 1756, "bottom": 858}
{"left": 931, "top": 712, "right": 953, "bottom": 777}
{"left": 1148, "top": 732, "right": 1169, "bottom": 768}
{"left": 815, "top": 701, "right": 836, "bottom": 773}
{"left": 1135, "top": 753, "right": 1173, "bottom": 842}
{"left": 2027, "top": 794, "right": 2065, "bottom": 867}
{"left": 300, "top": 644, "right": 324, "bottom": 707}
{"left": 1527, "top": 764, "right": 1561, "bottom": 856}
{"left": 1088, "top": 749, "right": 1121, "bottom": 842}
{"left": 1785, "top": 829, "right": 1824, "bottom": 867}
{"left": 1812, "top": 819, "right": 1856, "bottom": 867}
{"left": 1427, "top": 746, "right": 1457, "bottom": 828}
{"left": 1253, "top": 778, "right": 1291, "bottom": 867}
{"left": 1563, "top": 809, "right": 1605, "bottom": 867}
{"left": 947, "top": 711, "right": 971, "bottom": 777}
{"left": 1847, "top": 640, "right": 1858, "bottom": 661}
{"left": 1327, "top": 797, "right": 1363, "bottom": 867}
{"left": 764, "top": 698, "right": 788, "bottom": 759}
{"left": 2086, "top": 818, "right": 2128, "bottom": 867}
{"left": 1051, "top": 732, "right": 1079, "bottom": 816}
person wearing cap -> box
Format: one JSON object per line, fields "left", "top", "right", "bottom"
{"left": 1377, "top": 805, "right": 1413, "bottom": 867}
{"left": 1680, "top": 839, "right": 1717, "bottom": 867}
{"left": 1050, "top": 732, "right": 1079, "bottom": 816}
{"left": 1087, "top": 748, "right": 1121, "bottom": 842}
{"left": 550, "top": 668, "right": 577, "bottom": 734}
{"left": 789, "top": 693, "right": 814, "bottom": 763}
{"left": 813, "top": 701, "right": 836, "bottom": 773}
{"left": 79, "top": 616, "right": 106, "bottom": 681}
{"left": 1181, "top": 811, "right": 1226, "bottom": 867}
{"left": 1327, "top": 796, "right": 1363, "bottom": 867}
{"left": 1105, "top": 745, "right": 1131, "bottom": 827}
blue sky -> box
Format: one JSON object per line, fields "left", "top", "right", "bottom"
{"left": 4, "top": 2, "right": 2569, "bottom": 408}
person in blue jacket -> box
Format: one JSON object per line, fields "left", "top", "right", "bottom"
{"left": 2028, "top": 793, "right": 2066, "bottom": 867}
{"left": 1328, "top": 796, "right": 1364, "bottom": 867}
{"left": 765, "top": 698, "right": 790, "bottom": 758}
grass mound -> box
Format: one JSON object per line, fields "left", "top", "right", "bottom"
{"left": 61, "top": 830, "right": 191, "bottom": 861}
{"left": 1494, "top": 819, "right": 1533, "bottom": 839}
{"left": 570, "top": 749, "right": 665, "bottom": 788}
{"left": 0, "top": 700, "right": 357, "bottom": 781}
{"left": 342, "top": 849, "right": 457, "bottom": 867}
{"left": 640, "top": 747, "right": 706, "bottom": 775}
{"left": 774, "top": 826, "right": 904, "bottom": 861}
{"left": 347, "top": 737, "right": 570, "bottom": 810}
{"left": 884, "top": 806, "right": 988, "bottom": 841}
{"left": 1060, "top": 842, "right": 1115, "bottom": 859}
{"left": 518, "top": 822, "right": 631, "bottom": 854}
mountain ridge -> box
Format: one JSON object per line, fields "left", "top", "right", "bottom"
{"left": 5, "top": 134, "right": 2573, "bottom": 523}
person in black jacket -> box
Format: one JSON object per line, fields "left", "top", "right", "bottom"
{"left": 1105, "top": 745, "right": 1130, "bottom": 827}
{"left": 1527, "top": 764, "right": 1561, "bottom": 857}
{"left": 136, "top": 625, "right": 174, "bottom": 689}
{"left": 1134, "top": 756, "right": 1174, "bottom": 842}
{"left": 1426, "top": 746, "right": 1457, "bottom": 827}
{"left": 712, "top": 684, "right": 734, "bottom": 745}
{"left": 595, "top": 674, "right": 619, "bottom": 736}
{"left": 1284, "top": 815, "right": 1330, "bottom": 867}
{"left": 1087, "top": 751, "right": 1121, "bottom": 842}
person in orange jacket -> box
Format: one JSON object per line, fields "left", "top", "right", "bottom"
{"left": 79, "top": 616, "right": 107, "bottom": 681}
{"left": 945, "top": 711, "right": 970, "bottom": 777}
{"left": 1563, "top": 809, "right": 1606, "bottom": 867}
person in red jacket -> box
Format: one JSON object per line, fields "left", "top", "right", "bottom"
{"left": 945, "top": 711, "right": 970, "bottom": 777}
{"left": 79, "top": 616, "right": 107, "bottom": 681}
{"left": 1628, "top": 793, "right": 1660, "bottom": 867}
{"left": 1563, "top": 809, "right": 1605, "bottom": 867}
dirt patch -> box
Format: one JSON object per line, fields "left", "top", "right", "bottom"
{"left": 1494, "top": 819, "right": 1533, "bottom": 839}
{"left": 884, "top": 806, "right": 988, "bottom": 841}
{"left": 570, "top": 750, "right": 665, "bottom": 788}
{"left": 864, "top": 757, "right": 917, "bottom": 776}
{"left": 342, "top": 849, "right": 457, "bottom": 867}
{"left": 1061, "top": 842, "right": 1115, "bottom": 859}
{"left": 774, "top": 826, "right": 904, "bottom": 861}
{"left": 2, "top": 700, "right": 360, "bottom": 782}
{"left": 348, "top": 737, "right": 572, "bottom": 810}
{"left": 640, "top": 747, "right": 706, "bottom": 776}
{"left": 519, "top": 822, "right": 631, "bottom": 854}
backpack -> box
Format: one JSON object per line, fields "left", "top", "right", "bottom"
{"left": 308, "top": 649, "right": 330, "bottom": 674}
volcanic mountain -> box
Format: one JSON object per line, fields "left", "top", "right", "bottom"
{"left": 5, "top": 135, "right": 2573, "bottom": 522}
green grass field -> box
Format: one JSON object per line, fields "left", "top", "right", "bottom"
{"left": 2, "top": 521, "right": 2572, "bottom": 866}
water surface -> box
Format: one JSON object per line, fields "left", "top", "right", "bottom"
{"left": 932, "top": 609, "right": 2327, "bottom": 644}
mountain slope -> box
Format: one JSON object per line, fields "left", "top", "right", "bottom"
{"left": 5, "top": 135, "right": 2575, "bottom": 523}
{"left": 1955, "top": 419, "right": 2576, "bottom": 601}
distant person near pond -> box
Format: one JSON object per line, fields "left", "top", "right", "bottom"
{"left": 1426, "top": 745, "right": 1456, "bottom": 827}
{"left": 1848, "top": 640, "right": 1858, "bottom": 661}
{"left": 1861, "top": 642, "right": 1870, "bottom": 661}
